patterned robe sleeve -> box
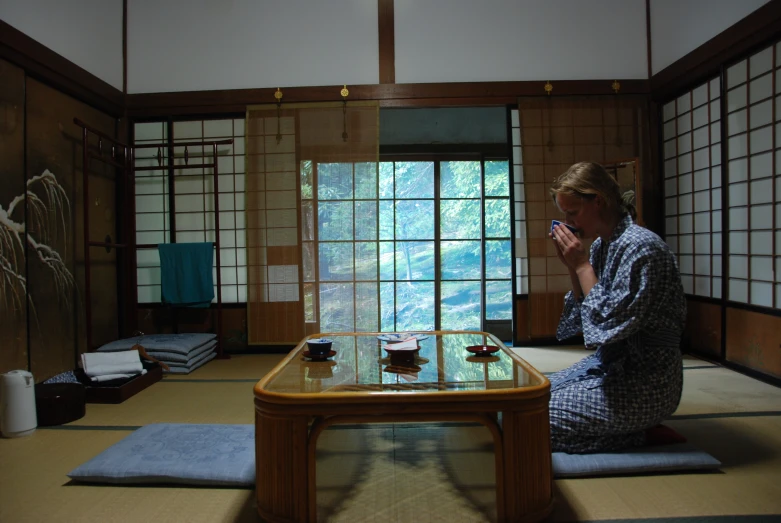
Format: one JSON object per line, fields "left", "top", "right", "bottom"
{"left": 556, "top": 290, "right": 583, "bottom": 340}
{"left": 578, "top": 242, "right": 672, "bottom": 347}
{"left": 556, "top": 240, "right": 600, "bottom": 340}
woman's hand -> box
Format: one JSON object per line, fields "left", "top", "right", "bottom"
{"left": 551, "top": 224, "right": 589, "bottom": 271}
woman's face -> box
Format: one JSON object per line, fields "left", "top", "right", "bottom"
{"left": 554, "top": 192, "right": 602, "bottom": 239}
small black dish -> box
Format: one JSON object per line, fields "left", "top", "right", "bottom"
{"left": 303, "top": 349, "right": 337, "bottom": 361}
{"left": 465, "top": 355, "right": 501, "bottom": 364}
{"left": 384, "top": 346, "right": 421, "bottom": 363}
{"left": 465, "top": 345, "right": 500, "bottom": 356}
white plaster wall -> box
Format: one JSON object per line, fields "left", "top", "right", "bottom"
{"left": 650, "top": 0, "right": 771, "bottom": 75}
{"left": 5, "top": 0, "right": 770, "bottom": 94}
{"left": 395, "top": 0, "right": 648, "bottom": 83}
{"left": 127, "top": 0, "right": 379, "bottom": 94}
{"left": 0, "top": 0, "right": 123, "bottom": 90}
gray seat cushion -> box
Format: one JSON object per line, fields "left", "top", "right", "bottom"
{"left": 68, "top": 423, "right": 254, "bottom": 486}
{"left": 552, "top": 443, "right": 721, "bottom": 478}
{"left": 68, "top": 423, "right": 721, "bottom": 486}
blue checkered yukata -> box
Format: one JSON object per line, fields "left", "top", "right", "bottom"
{"left": 549, "top": 214, "right": 687, "bottom": 454}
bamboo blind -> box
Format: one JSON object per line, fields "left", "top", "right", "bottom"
{"left": 517, "top": 96, "right": 646, "bottom": 338}
{"left": 245, "top": 102, "right": 379, "bottom": 344}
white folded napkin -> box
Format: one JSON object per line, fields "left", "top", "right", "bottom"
{"left": 89, "top": 369, "right": 147, "bottom": 382}
{"left": 386, "top": 337, "right": 418, "bottom": 351}
{"left": 81, "top": 350, "right": 144, "bottom": 377}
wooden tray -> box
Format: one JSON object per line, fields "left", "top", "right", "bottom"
{"left": 75, "top": 362, "right": 163, "bottom": 404}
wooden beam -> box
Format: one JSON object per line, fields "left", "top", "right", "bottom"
{"left": 378, "top": 0, "right": 395, "bottom": 84}
{"left": 645, "top": 0, "right": 652, "bottom": 80}
{"left": 126, "top": 80, "right": 650, "bottom": 118}
{"left": 123, "top": 0, "right": 128, "bottom": 95}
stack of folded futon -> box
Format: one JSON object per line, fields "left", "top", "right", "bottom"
{"left": 96, "top": 333, "right": 217, "bottom": 374}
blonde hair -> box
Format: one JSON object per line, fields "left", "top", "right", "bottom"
{"left": 549, "top": 161, "right": 636, "bottom": 220}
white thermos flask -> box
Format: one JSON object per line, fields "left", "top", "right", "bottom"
{"left": 0, "top": 370, "right": 37, "bottom": 437}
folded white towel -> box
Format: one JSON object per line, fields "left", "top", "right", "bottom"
{"left": 385, "top": 337, "right": 418, "bottom": 351}
{"left": 89, "top": 369, "right": 147, "bottom": 382}
{"left": 82, "top": 350, "right": 143, "bottom": 378}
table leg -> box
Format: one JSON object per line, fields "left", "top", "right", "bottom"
{"left": 256, "top": 410, "right": 310, "bottom": 523}
{"left": 501, "top": 408, "right": 554, "bottom": 522}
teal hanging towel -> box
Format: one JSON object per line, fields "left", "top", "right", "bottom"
{"left": 158, "top": 242, "right": 215, "bottom": 307}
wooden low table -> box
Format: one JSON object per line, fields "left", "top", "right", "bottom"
{"left": 254, "top": 331, "right": 552, "bottom": 523}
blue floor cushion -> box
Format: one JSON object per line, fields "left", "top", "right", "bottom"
{"left": 68, "top": 423, "right": 720, "bottom": 487}
{"left": 552, "top": 443, "right": 722, "bottom": 478}
{"left": 67, "top": 423, "right": 254, "bottom": 487}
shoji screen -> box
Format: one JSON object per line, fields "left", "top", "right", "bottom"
{"left": 133, "top": 119, "right": 246, "bottom": 304}
{"left": 725, "top": 44, "right": 779, "bottom": 309}
{"left": 134, "top": 122, "right": 169, "bottom": 303}
{"left": 510, "top": 108, "right": 528, "bottom": 296}
{"left": 517, "top": 96, "right": 645, "bottom": 338}
{"left": 245, "top": 103, "right": 379, "bottom": 344}
{"left": 172, "top": 119, "right": 246, "bottom": 304}
{"left": 662, "top": 79, "right": 723, "bottom": 298}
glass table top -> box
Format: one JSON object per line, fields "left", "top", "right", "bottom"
{"left": 259, "top": 331, "right": 546, "bottom": 395}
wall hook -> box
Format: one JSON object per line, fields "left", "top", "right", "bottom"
{"left": 341, "top": 85, "right": 349, "bottom": 142}
{"left": 275, "top": 88, "right": 284, "bottom": 144}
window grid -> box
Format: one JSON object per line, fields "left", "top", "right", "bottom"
{"left": 510, "top": 109, "right": 529, "bottom": 294}
{"left": 725, "top": 43, "right": 779, "bottom": 308}
{"left": 134, "top": 118, "right": 246, "bottom": 304}
{"left": 134, "top": 122, "right": 169, "bottom": 304}
{"left": 481, "top": 160, "right": 513, "bottom": 321}
{"left": 246, "top": 114, "right": 299, "bottom": 308}
{"left": 302, "top": 161, "right": 383, "bottom": 331}
{"left": 663, "top": 78, "right": 723, "bottom": 298}
{"left": 303, "top": 160, "right": 512, "bottom": 331}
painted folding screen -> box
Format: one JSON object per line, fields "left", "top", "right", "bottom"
{"left": 0, "top": 59, "right": 26, "bottom": 373}
{"left": 245, "top": 102, "right": 379, "bottom": 344}
{"left": 516, "top": 96, "right": 648, "bottom": 338}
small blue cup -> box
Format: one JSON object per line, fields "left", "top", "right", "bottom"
{"left": 306, "top": 338, "right": 333, "bottom": 355}
{"left": 551, "top": 220, "right": 578, "bottom": 235}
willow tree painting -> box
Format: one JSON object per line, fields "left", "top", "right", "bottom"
{"left": 0, "top": 169, "right": 75, "bottom": 324}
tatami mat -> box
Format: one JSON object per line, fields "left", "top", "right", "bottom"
{"left": 316, "top": 423, "right": 498, "bottom": 522}
{"left": 511, "top": 345, "right": 717, "bottom": 374}
{"left": 163, "top": 353, "right": 283, "bottom": 381}
{"left": 1, "top": 346, "right": 780, "bottom": 522}
{"left": 549, "top": 416, "right": 781, "bottom": 521}
{"left": 68, "top": 381, "right": 258, "bottom": 426}
{"left": 671, "top": 369, "right": 781, "bottom": 416}
{"left": 0, "top": 429, "right": 258, "bottom": 523}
